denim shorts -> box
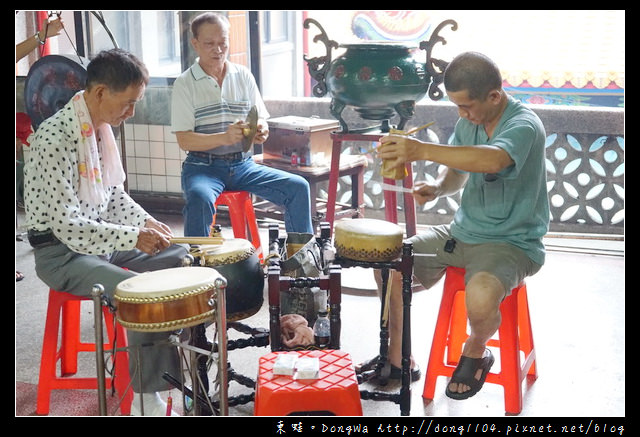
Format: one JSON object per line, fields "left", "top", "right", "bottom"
{"left": 407, "top": 224, "right": 542, "bottom": 295}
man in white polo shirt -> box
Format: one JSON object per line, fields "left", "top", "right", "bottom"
{"left": 171, "top": 12, "right": 313, "bottom": 237}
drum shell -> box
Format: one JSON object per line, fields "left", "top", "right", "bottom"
{"left": 116, "top": 289, "right": 215, "bottom": 332}
{"left": 114, "top": 267, "right": 222, "bottom": 332}
{"left": 199, "top": 240, "right": 264, "bottom": 322}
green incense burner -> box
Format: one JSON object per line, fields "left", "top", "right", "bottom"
{"left": 304, "top": 18, "right": 457, "bottom": 133}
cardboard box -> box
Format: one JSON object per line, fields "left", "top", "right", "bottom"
{"left": 263, "top": 116, "right": 339, "bottom": 166}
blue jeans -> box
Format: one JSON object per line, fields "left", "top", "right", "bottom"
{"left": 181, "top": 154, "right": 313, "bottom": 236}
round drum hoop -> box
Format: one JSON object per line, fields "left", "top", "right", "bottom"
{"left": 199, "top": 238, "right": 255, "bottom": 266}
{"left": 114, "top": 266, "right": 223, "bottom": 332}
{"left": 334, "top": 218, "right": 404, "bottom": 262}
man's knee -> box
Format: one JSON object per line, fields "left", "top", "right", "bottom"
{"left": 465, "top": 271, "right": 505, "bottom": 321}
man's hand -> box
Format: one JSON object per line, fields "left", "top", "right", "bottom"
{"left": 226, "top": 121, "right": 248, "bottom": 145}
{"left": 136, "top": 227, "right": 170, "bottom": 255}
{"left": 253, "top": 120, "right": 269, "bottom": 144}
{"left": 144, "top": 217, "right": 173, "bottom": 237}
{"left": 377, "top": 134, "right": 418, "bottom": 168}
{"left": 412, "top": 181, "right": 440, "bottom": 205}
{"left": 136, "top": 217, "right": 173, "bottom": 255}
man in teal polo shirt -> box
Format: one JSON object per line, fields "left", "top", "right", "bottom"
{"left": 373, "top": 51, "right": 549, "bottom": 400}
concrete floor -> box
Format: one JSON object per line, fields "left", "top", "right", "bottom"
{"left": 15, "top": 210, "right": 625, "bottom": 418}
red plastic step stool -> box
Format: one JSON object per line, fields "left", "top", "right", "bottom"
{"left": 254, "top": 349, "right": 362, "bottom": 416}
{"left": 213, "top": 190, "right": 263, "bottom": 261}
{"left": 37, "top": 289, "right": 133, "bottom": 415}
{"left": 422, "top": 266, "right": 537, "bottom": 415}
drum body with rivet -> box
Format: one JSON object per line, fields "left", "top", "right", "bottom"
{"left": 196, "top": 238, "right": 264, "bottom": 321}
{"left": 334, "top": 218, "right": 404, "bottom": 262}
{"left": 114, "top": 266, "right": 224, "bottom": 332}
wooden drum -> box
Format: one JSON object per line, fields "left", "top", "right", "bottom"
{"left": 195, "top": 238, "right": 264, "bottom": 322}
{"left": 114, "top": 266, "right": 225, "bottom": 332}
{"left": 334, "top": 218, "right": 404, "bottom": 262}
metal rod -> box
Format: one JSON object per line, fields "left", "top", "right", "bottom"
{"left": 91, "top": 284, "right": 108, "bottom": 416}
{"left": 215, "top": 277, "right": 229, "bottom": 416}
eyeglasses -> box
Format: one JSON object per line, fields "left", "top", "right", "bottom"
{"left": 198, "top": 40, "right": 229, "bottom": 51}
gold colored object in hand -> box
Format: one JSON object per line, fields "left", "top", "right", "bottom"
{"left": 381, "top": 159, "right": 408, "bottom": 180}
{"left": 379, "top": 122, "right": 435, "bottom": 180}
{"left": 241, "top": 105, "right": 259, "bottom": 152}
{"left": 380, "top": 128, "right": 409, "bottom": 180}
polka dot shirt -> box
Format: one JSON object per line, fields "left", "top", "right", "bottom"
{"left": 23, "top": 100, "right": 150, "bottom": 256}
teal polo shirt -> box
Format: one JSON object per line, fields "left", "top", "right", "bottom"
{"left": 450, "top": 95, "right": 550, "bottom": 265}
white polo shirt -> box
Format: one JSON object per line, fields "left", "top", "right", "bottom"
{"left": 171, "top": 59, "right": 269, "bottom": 155}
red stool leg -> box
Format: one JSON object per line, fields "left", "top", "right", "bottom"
{"left": 487, "top": 285, "right": 537, "bottom": 415}
{"left": 447, "top": 289, "right": 467, "bottom": 365}
{"left": 241, "top": 191, "right": 263, "bottom": 259}
{"left": 491, "top": 292, "right": 523, "bottom": 414}
{"left": 517, "top": 286, "right": 538, "bottom": 379}
{"left": 214, "top": 191, "right": 263, "bottom": 261}
{"left": 36, "top": 290, "right": 64, "bottom": 415}
{"left": 60, "top": 298, "right": 81, "bottom": 376}
{"left": 423, "top": 268, "right": 462, "bottom": 400}
{"left": 441, "top": 267, "right": 467, "bottom": 365}
{"left": 37, "top": 289, "right": 133, "bottom": 416}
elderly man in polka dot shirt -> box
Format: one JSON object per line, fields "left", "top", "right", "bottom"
{"left": 23, "top": 49, "right": 188, "bottom": 416}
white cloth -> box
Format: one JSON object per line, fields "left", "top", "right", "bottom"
{"left": 71, "top": 91, "right": 126, "bottom": 206}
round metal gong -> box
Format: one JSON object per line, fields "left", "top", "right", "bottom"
{"left": 24, "top": 54, "right": 88, "bottom": 130}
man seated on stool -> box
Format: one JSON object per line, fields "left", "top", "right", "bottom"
{"left": 24, "top": 49, "right": 187, "bottom": 415}
{"left": 366, "top": 52, "right": 549, "bottom": 400}
{"left": 171, "top": 12, "right": 313, "bottom": 238}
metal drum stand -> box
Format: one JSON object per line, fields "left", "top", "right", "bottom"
{"left": 91, "top": 276, "right": 230, "bottom": 416}
{"left": 164, "top": 276, "right": 230, "bottom": 416}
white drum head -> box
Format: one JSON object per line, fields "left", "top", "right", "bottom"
{"left": 116, "top": 266, "right": 221, "bottom": 299}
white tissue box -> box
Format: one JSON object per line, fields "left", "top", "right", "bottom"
{"left": 273, "top": 353, "right": 298, "bottom": 376}
{"left": 294, "top": 357, "right": 320, "bottom": 379}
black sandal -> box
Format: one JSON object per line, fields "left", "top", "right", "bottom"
{"left": 389, "top": 363, "right": 421, "bottom": 382}
{"left": 356, "top": 355, "right": 421, "bottom": 382}
{"left": 445, "top": 349, "right": 495, "bottom": 400}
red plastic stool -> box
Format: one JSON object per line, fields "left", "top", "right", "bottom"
{"left": 254, "top": 349, "right": 362, "bottom": 416}
{"left": 37, "top": 289, "right": 133, "bottom": 415}
{"left": 213, "top": 190, "right": 263, "bottom": 261}
{"left": 422, "top": 266, "right": 537, "bottom": 415}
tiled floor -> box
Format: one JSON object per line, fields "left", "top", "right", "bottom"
{"left": 15, "top": 210, "right": 624, "bottom": 418}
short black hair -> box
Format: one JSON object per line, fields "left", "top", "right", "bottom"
{"left": 444, "top": 51, "right": 502, "bottom": 100}
{"left": 86, "top": 48, "right": 149, "bottom": 92}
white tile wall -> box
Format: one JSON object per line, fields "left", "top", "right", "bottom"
{"left": 122, "top": 122, "right": 186, "bottom": 194}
